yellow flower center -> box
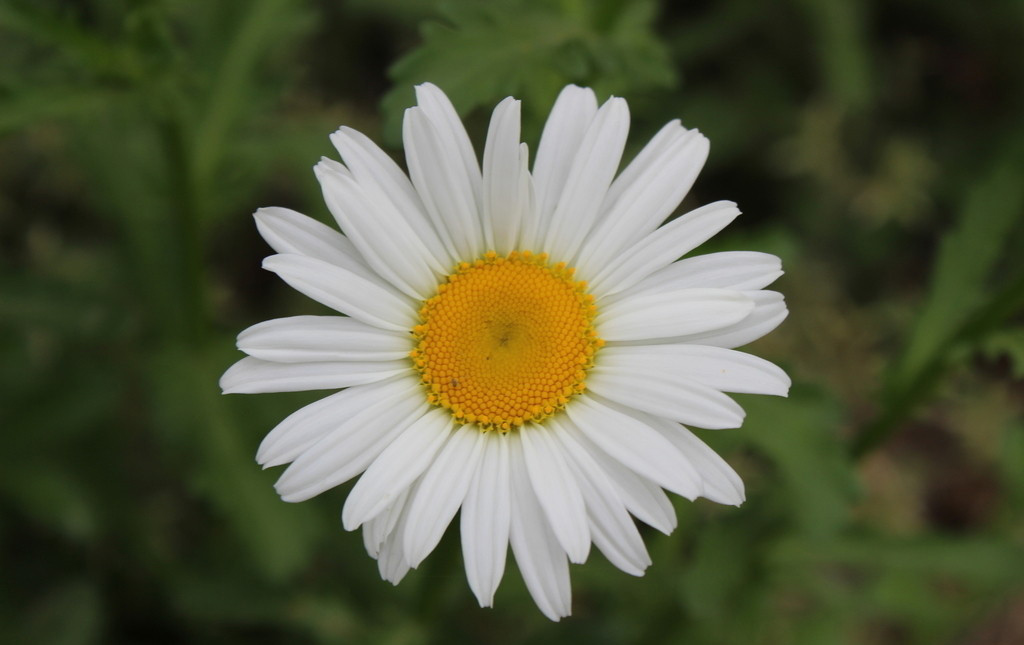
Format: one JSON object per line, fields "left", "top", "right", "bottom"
{"left": 411, "top": 250, "right": 603, "bottom": 432}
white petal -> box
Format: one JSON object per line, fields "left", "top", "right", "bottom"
{"left": 237, "top": 315, "right": 412, "bottom": 363}
{"left": 375, "top": 484, "right": 417, "bottom": 584}
{"left": 402, "top": 425, "right": 486, "bottom": 567}
{"left": 672, "top": 428, "right": 745, "bottom": 506}
{"left": 318, "top": 155, "right": 351, "bottom": 178}
{"left": 588, "top": 366, "right": 746, "bottom": 429}
{"left": 549, "top": 417, "right": 650, "bottom": 576}
{"left": 254, "top": 207, "right": 368, "bottom": 271}
{"left": 596, "top": 344, "right": 790, "bottom": 397}
{"left": 414, "top": 83, "right": 482, "bottom": 207}
{"left": 589, "top": 201, "right": 740, "bottom": 297}
{"left": 378, "top": 531, "right": 412, "bottom": 585}
{"left": 597, "top": 288, "right": 754, "bottom": 341}
{"left": 342, "top": 408, "right": 454, "bottom": 530}
{"left": 586, "top": 505, "right": 649, "bottom": 575}
{"left": 363, "top": 512, "right": 384, "bottom": 558}
{"left": 520, "top": 424, "right": 591, "bottom": 564}
{"left": 273, "top": 398, "right": 429, "bottom": 502}
{"left": 219, "top": 356, "right": 410, "bottom": 395}
{"left": 608, "top": 130, "right": 708, "bottom": 239}
{"left": 404, "top": 107, "right": 484, "bottom": 260}
{"left": 565, "top": 395, "right": 702, "bottom": 500}
{"left": 315, "top": 161, "right": 441, "bottom": 299}
{"left": 602, "top": 120, "right": 688, "bottom": 211}
{"left": 461, "top": 431, "right": 511, "bottom": 607}
{"left": 619, "top": 251, "right": 783, "bottom": 297}
{"left": 639, "top": 414, "right": 746, "bottom": 506}
{"left": 255, "top": 376, "right": 418, "bottom": 468}
{"left": 363, "top": 485, "right": 412, "bottom": 558}
{"left": 528, "top": 85, "right": 598, "bottom": 250}
{"left": 635, "top": 290, "right": 789, "bottom": 349}
{"left": 543, "top": 97, "right": 630, "bottom": 262}
{"left": 262, "top": 253, "right": 417, "bottom": 332}
{"left": 514, "top": 144, "right": 541, "bottom": 251}
{"left": 558, "top": 418, "right": 677, "bottom": 534}
{"left": 576, "top": 125, "right": 708, "bottom": 276}
{"left": 508, "top": 434, "right": 572, "bottom": 621}
{"left": 482, "top": 97, "right": 524, "bottom": 254}
{"left": 330, "top": 127, "right": 453, "bottom": 270}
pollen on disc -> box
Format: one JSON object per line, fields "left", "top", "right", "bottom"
{"left": 410, "top": 251, "right": 602, "bottom": 432}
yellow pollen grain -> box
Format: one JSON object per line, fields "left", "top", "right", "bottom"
{"left": 410, "top": 251, "right": 601, "bottom": 432}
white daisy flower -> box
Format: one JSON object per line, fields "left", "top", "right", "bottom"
{"left": 221, "top": 83, "right": 790, "bottom": 620}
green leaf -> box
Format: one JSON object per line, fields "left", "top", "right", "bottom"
{"left": 148, "top": 346, "right": 322, "bottom": 581}
{"left": 795, "top": 0, "right": 872, "bottom": 110}
{"left": 18, "top": 580, "right": 102, "bottom": 645}
{"left": 998, "top": 421, "right": 1024, "bottom": 507}
{"left": 382, "top": 0, "right": 675, "bottom": 143}
{"left": 0, "top": 1, "right": 147, "bottom": 81}
{"left": 740, "top": 389, "right": 857, "bottom": 536}
{"left": 0, "top": 466, "right": 98, "bottom": 543}
{"left": 678, "top": 519, "right": 754, "bottom": 619}
{"left": 979, "top": 326, "right": 1024, "bottom": 379}
{"left": 771, "top": 534, "right": 1024, "bottom": 586}
{"left": 897, "top": 158, "right": 1024, "bottom": 386}
{"left": 855, "top": 152, "right": 1024, "bottom": 456}
{"left": 0, "top": 275, "right": 114, "bottom": 339}
{"left": 192, "top": 0, "right": 307, "bottom": 182}
{"left": 0, "top": 83, "right": 124, "bottom": 135}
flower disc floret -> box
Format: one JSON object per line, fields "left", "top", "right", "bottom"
{"left": 411, "top": 251, "right": 602, "bottom": 431}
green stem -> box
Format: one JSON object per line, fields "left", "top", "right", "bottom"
{"left": 194, "top": 0, "right": 288, "bottom": 181}
{"left": 850, "top": 355, "right": 947, "bottom": 459}
{"left": 852, "top": 270, "right": 1024, "bottom": 459}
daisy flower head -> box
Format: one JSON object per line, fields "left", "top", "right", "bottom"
{"left": 221, "top": 83, "right": 790, "bottom": 620}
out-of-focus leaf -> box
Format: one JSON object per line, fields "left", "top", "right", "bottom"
{"left": 168, "top": 572, "right": 296, "bottom": 625}
{"left": 192, "top": 0, "right": 304, "bottom": 182}
{"left": 0, "top": 84, "right": 126, "bottom": 135}
{"left": 678, "top": 519, "right": 752, "bottom": 619}
{"left": 772, "top": 534, "right": 1024, "bottom": 585}
{"left": 0, "top": 275, "right": 114, "bottom": 338}
{"left": 871, "top": 572, "right": 949, "bottom": 628}
{"left": 0, "top": 466, "right": 97, "bottom": 543}
{"left": 284, "top": 593, "right": 364, "bottom": 643}
{"left": 0, "top": 1, "right": 146, "bottom": 81}
{"left": 854, "top": 153, "right": 1024, "bottom": 456}
{"left": 382, "top": 0, "right": 674, "bottom": 142}
{"left": 345, "top": 0, "right": 440, "bottom": 24}
{"left": 980, "top": 327, "right": 1024, "bottom": 379}
{"left": 999, "top": 421, "right": 1024, "bottom": 508}
{"left": 0, "top": 343, "right": 123, "bottom": 454}
{"left": 796, "top": 0, "right": 872, "bottom": 110}
{"left": 741, "top": 390, "right": 856, "bottom": 536}
{"left": 18, "top": 579, "right": 101, "bottom": 645}
{"left": 897, "top": 159, "right": 1024, "bottom": 386}
{"left": 148, "top": 346, "right": 322, "bottom": 581}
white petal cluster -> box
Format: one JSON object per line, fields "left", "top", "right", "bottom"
{"left": 221, "top": 83, "right": 789, "bottom": 620}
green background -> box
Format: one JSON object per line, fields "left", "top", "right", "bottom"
{"left": 2, "top": 0, "right": 1023, "bottom": 643}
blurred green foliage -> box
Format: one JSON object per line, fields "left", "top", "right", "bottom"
{"left": 2, "top": 0, "right": 1023, "bottom": 643}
